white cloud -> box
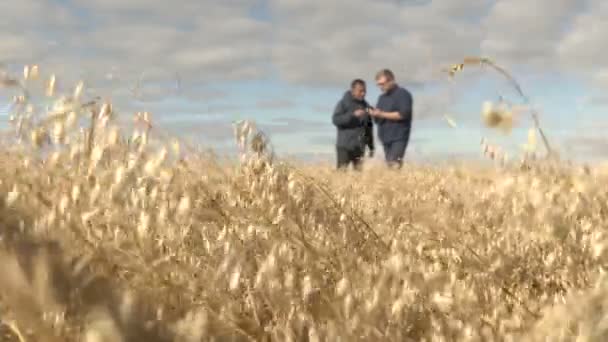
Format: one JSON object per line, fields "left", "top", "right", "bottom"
{"left": 268, "top": 0, "right": 515, "bottom": 89}
{"left": 557, "top": 1, "right": 608, "bottom": 85}
{"left": 480, "top": 0, "right": 578, "bottom": 68}
{"left": 267, "top": 0, "right": 599, "bottom": 95}
{"left": 0, "top": 34, "right": 40, "bottom": 61}
{"left": 256, "top": 99, "right": 296, "bottom": 110}
{"left": 0, "top": 0, "right": 271, "bottom": 106}
{"left": 269, "top": 0, "right": 446, "bottom": 86}
{"left": 2, "top": 0, "right": 607, "bottom": 121}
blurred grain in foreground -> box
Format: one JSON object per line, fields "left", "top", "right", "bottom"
{"left": 1, "top": 68, "right": 608, "bottom": 341}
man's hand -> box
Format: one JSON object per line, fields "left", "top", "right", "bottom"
{"left": 354, "top": 109, "right": 366, "bottom": 117}
{"left": 369, "top": 108, "right": 383, "bottom": 117}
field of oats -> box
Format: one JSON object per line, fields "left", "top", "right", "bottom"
{"left": 1, "top": 66, "right": 608, "bottom": 342}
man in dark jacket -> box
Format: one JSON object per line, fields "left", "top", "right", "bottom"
{"left": 369, "top": 69, "right": 412, "bottom": 169}
{"left": 332, "top": 79, "right": 374, "bottom": 170}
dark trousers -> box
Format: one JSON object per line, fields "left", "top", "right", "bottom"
{"left": 382, "top": 139, "right": 408, "bottom": 169}
{"left": 336, "top": 146, "right": 363, "bottom": 170}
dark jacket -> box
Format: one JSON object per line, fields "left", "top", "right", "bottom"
{"left": 332, "top": 91, "right": 374, "bottom": 151}
{"left": 374, "top": 85, "right": 412, "bottom": 143}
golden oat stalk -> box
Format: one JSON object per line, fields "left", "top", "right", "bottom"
{"left": 443, "top": 56, "right": 553, "bottom": 157}
{"left": 3, "top": 320, "right": 26, "bottom": 342}
{"left": 46, "top": 74, "right": 56, "bottom": 97}
{"left": 522, "top": 128, "right": 537, "bottom": 153}
{"left": 443, "top": 115, "right": 457, "bottom": 128}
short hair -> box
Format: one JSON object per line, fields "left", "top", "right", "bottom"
{"left": 351, "top": 79, "right": 366, "bottom": 89}
{"left": 375, "top": 69, "right": 395, "bottom": 81}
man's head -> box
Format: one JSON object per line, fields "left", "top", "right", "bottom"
{"left": 350, "top": 79, "right": 366, "bottom": 100}
{"left": 375, "top": 69, "right": 396, "bottom": 93}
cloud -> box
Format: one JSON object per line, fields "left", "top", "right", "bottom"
{"left": 563, "top": 135, "right": 608, "bottom": 159}
{"left": 2, "top": 0, "right": 603, "bottom": 95}
{"left": 0, "top": 1, "right": 602, "bottom": 84}
{"left": 259, "top": 117, "right": 324, "bottom": 135}
{"left": 268, "top": 0, "right": 487, "bottom": 87}
{"left": 311, "top": 104, "right": 333, "bottom": 113}
{"left": 265, "top": 0, "right": 607, "bottom": 99}
{"left": 308, "top": 134, "right": 334, "bottom": 146}
{"left": 256, "top": 99, "right": 296, "bottom": 110}
{"left": 413, "top": 91, "right": 454, "bottom": 119}
{"left": 557, "top": 1, "right": 608, "bottom": 86}
{"left": 161, "top": 118, "right": 236, "bottom": 143}
{"left": 579, "top": 94, "right": 608, "bottom": 108}
{"left": 0, "top": 0, "right": 271, "bottom": 103}
{"left": 150, "top": 102, "right": 243, "bottom": 117}
{"left": 179, "top": 86, "right": 228, "bottom": 103}
{"left": 480, "top": 0, "right": 578, "bottom": 69}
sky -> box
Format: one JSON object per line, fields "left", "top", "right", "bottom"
{"left": 1, "top": 0, "right": 608, "bottom": 163}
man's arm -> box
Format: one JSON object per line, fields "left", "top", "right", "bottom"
{"left": 375, "top": 111, "right": 403, "bottom": 120}
{"left": 371, "top": 101, "right": 382, "bottom": 124}
{"left": 332, "top": 100, "right": 361, "bottom": 128}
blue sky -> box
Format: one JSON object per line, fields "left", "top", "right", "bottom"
{"left": 1, "top": 0, "right": 608, "bottom": 163}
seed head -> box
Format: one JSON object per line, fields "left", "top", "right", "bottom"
{"left": 74, "top": 81, "right": 84, "bottom": 100}
{"left": 46, "top": 74, "right": 56, "bottom": 96}
{"left": 177, "top": 195, "right": 191, "bottom": 216}
{"left": 6, "top": 185, "right": 19, "bottom": 206}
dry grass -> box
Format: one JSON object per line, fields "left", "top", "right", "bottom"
{"left": 0, "top": 67, "right": 607, "bottom": 342}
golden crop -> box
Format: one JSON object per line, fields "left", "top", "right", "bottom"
{"left": 0, "top": 66, "right": 607, "bottom": 342}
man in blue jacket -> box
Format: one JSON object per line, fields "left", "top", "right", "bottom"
{"left": 332, "top": 79, "right": 375, "bottom": 170}
{"left": 369, "top": 69, "right": 413, "bottom": 169}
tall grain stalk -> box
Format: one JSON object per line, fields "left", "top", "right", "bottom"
{"left": 446, "top": 57, "right": 553, "bottom": 157}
